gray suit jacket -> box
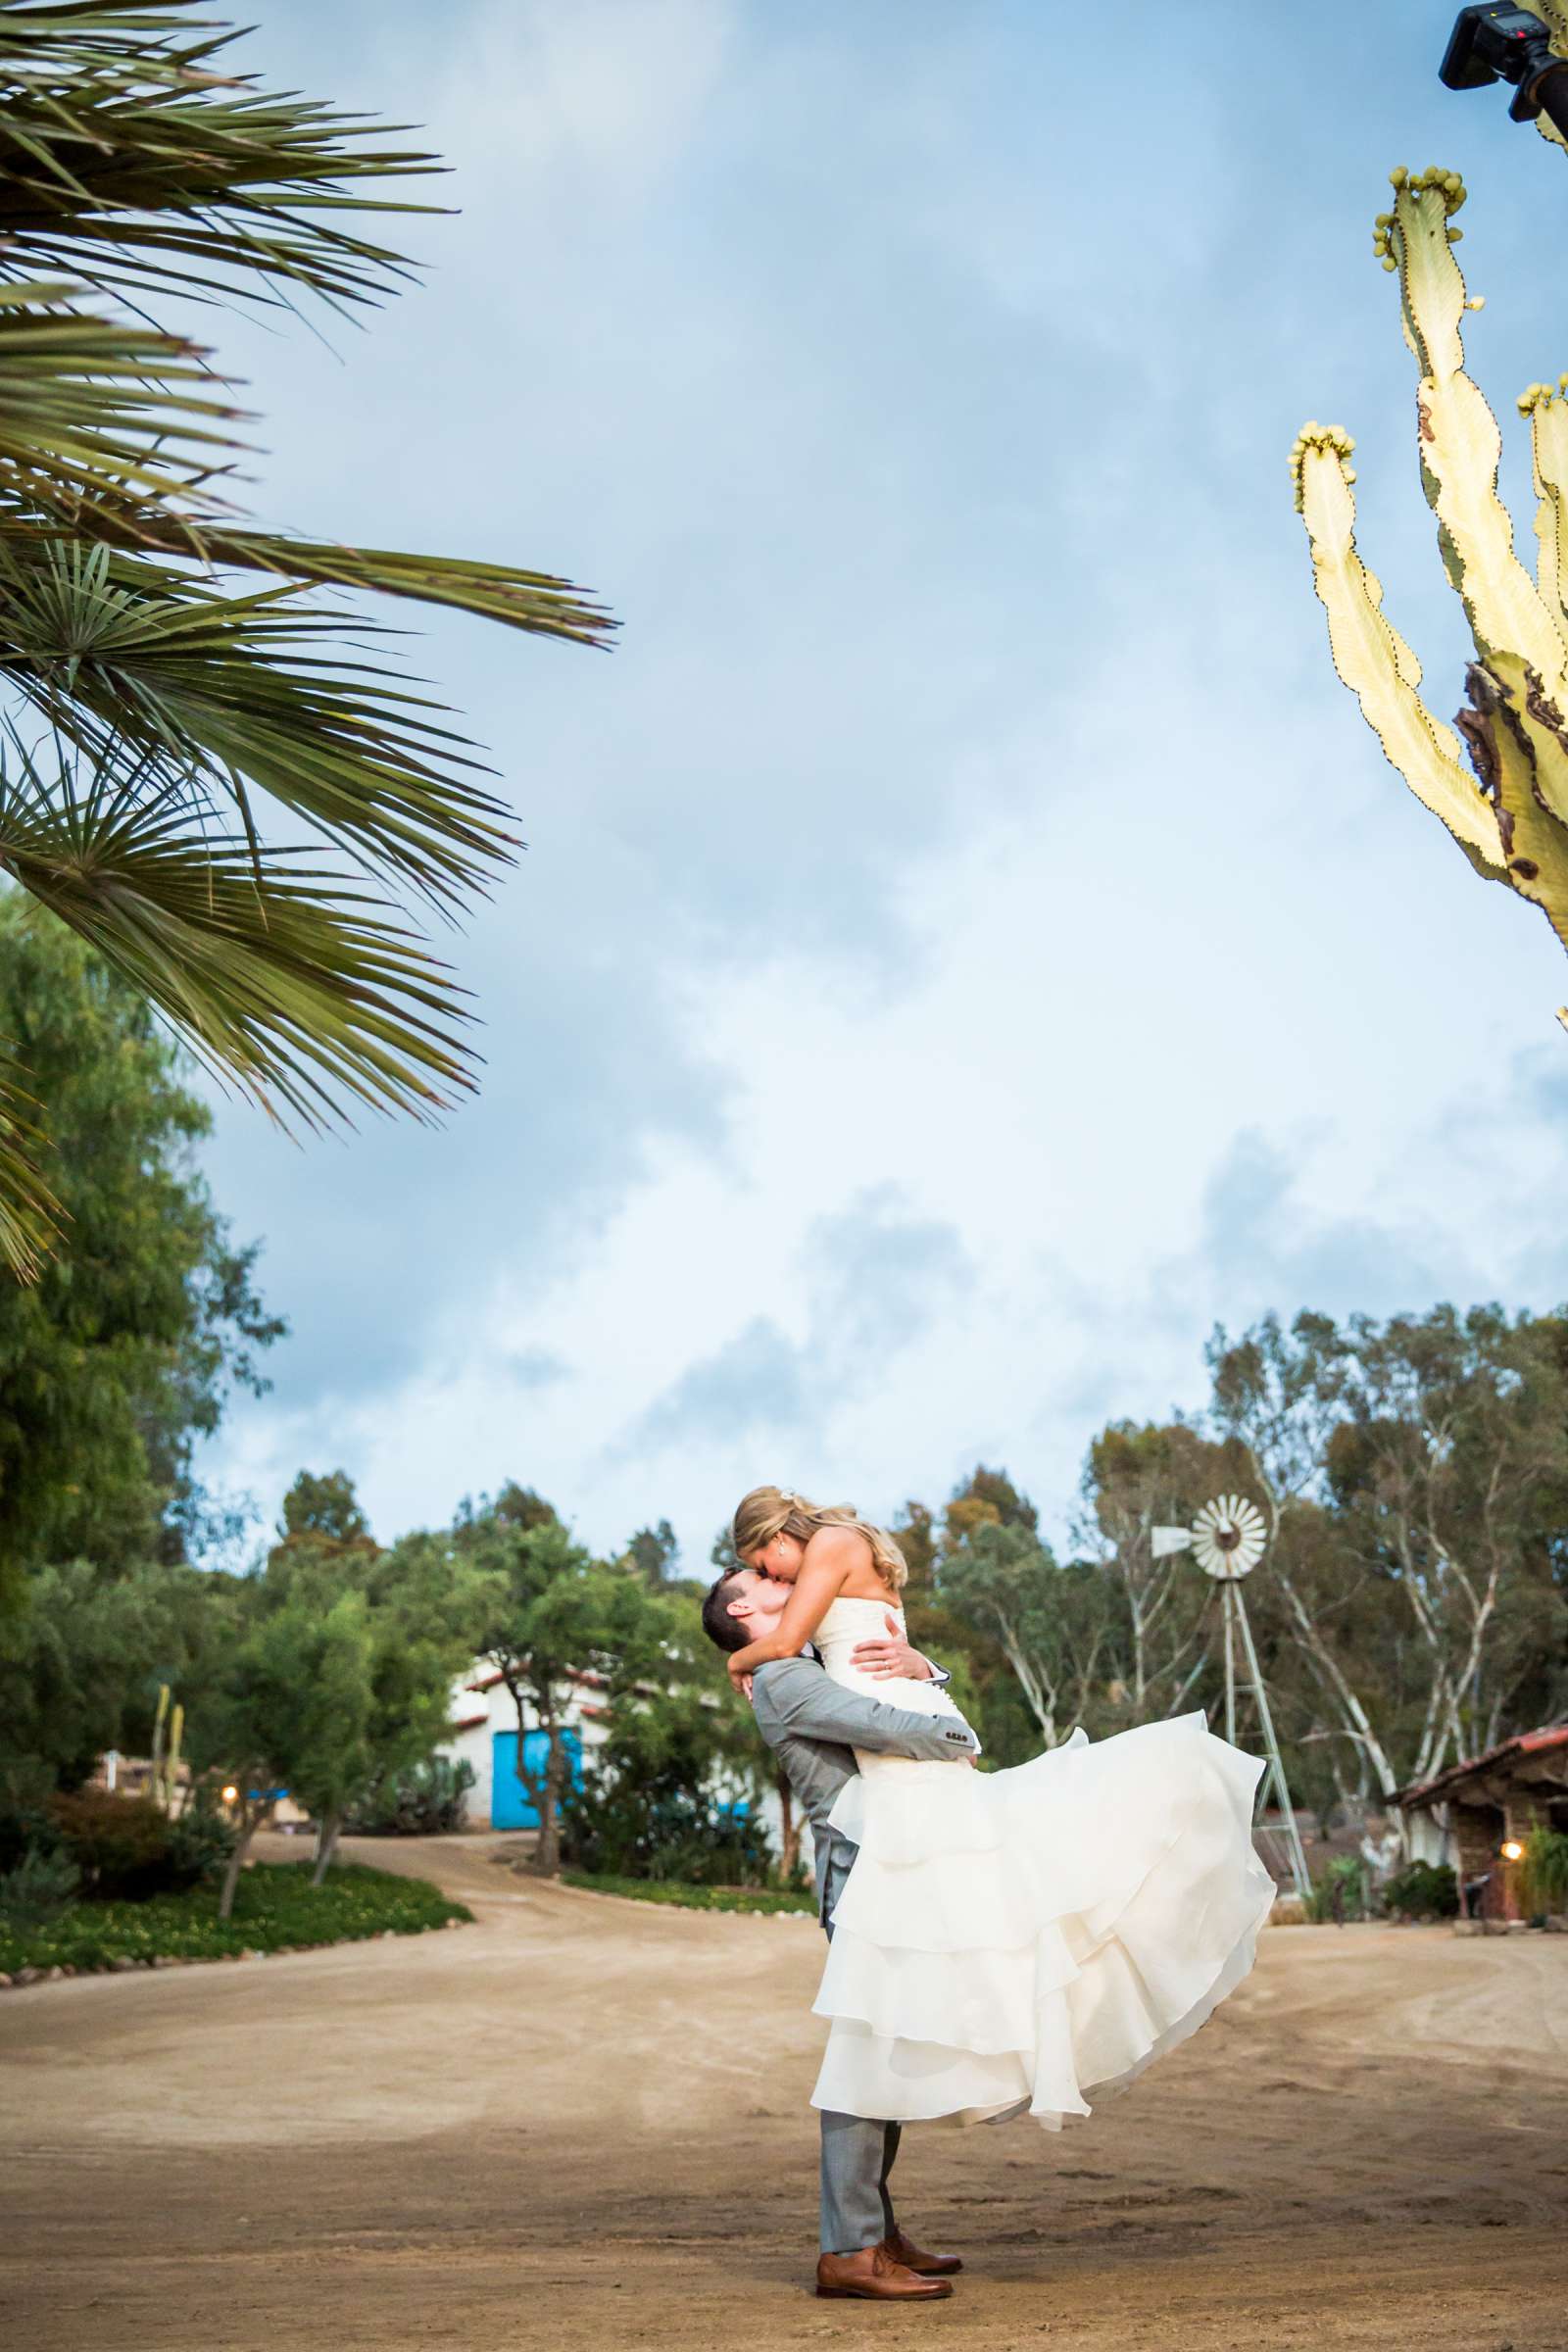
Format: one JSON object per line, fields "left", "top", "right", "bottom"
{"left": 749, "top": 1655, "right": 980, "bottom": 1928}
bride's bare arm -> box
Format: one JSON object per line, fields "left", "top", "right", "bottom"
{"left": 725, "top": 1542, "right": 855, "bottom": 1685}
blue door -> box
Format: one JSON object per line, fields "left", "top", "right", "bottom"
{"left": 491, "top": 1728, "right": 582, "bottom": 1830}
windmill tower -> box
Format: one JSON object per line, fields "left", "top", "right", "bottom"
{"left": 1152, "top": 1495, "right": 1311, "bottom": 1901}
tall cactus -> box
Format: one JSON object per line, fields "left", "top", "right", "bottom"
{"left": 1291, "top": 166, "right": 1568, "bottom": 1020}
{"left": 149, "top": 1681, "right": 170, "bottom": 1807}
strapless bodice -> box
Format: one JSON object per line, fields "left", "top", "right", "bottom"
{"left": 813, "top": 1594, "right": 966, "bottom": 1726}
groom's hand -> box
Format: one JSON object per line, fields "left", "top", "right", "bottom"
{"left": 851, "top": 1612, "right": 934, "bottom": 1680}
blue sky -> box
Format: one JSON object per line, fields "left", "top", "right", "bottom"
{"left": 195, "top": 0, "right": 1568, "bottom": 1566}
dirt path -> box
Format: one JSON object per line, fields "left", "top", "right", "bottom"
{"left": 2, "top": 1832, "right": 1565, "bottom": 2351}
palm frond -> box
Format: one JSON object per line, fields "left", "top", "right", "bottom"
{"left": 0, "top": 1, "right": 446, "bottom": 316}
{"left": 0, "top": 536, "right": 523, "bottom": 902}
{"left": 0, "top": 282, "right": 612, "bottom": 650}
{"left": 0, "top": 2, "right": 619, "bottom": 1278}
{"left": 0, "top": 1027, "right": 65, "bottom": 1277}
{"left": 0, "top": 731, "right": 479, "bottom": 1134}
{"left": 0, "top": 276, "right": 247, "bottom": 508}
{"left": 93, "top": 514, "right": 617, "bottom": 649}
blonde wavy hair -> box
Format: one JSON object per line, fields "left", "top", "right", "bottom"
{"left": 729, "top": 1484, "right": 907, "bottom": 1595}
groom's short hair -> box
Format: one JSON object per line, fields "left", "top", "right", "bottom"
{"left": 701, "top": 1569, "right": 752, "bottom": 1655}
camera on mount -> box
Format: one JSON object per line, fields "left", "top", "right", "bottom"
{"left": 1441, "top": 5, "right": 1568, "bottom": 137}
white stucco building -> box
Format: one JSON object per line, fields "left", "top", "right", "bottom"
{"left": 438, "top": 1665, "right": 612, "bottom": 1831}
{"left": 436, "top": 1660, "right": 790, "bottom": 1858}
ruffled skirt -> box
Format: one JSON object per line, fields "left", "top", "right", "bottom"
{"left": 810, "top": 1711, "right": 1275, "bottom": 2129}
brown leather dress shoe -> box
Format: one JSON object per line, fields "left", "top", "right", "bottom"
{"left": 883, "top": 2225, "right": 963, "bottom": 2278}
{"left": 816, "top": 2245, "right": 954, "bottom": 2301}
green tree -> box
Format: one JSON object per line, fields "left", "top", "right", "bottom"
{"left": 0, "top": 899, "right": 281, "bottom": 1618}
{"left": 1324, "top": 1307, "right": 1568, "bottom": 1771}
{"left": 622, "top": 1519, "right": 680, "bottom": 1589}
{"left": 255, "top": 1476, "right": 490, "bottom": 1880}
{"left": 941, "top": 1520, "right": 1123, "bottom": 1750}
{"left": 561, "top": 1585, "right": 775, "bottom": 1885}
{"left": 941, "top": 1465, "right": 1039, "bottom": 1549}
{"left": 1076, "top": 1421, "right": 1237, "bottom": 1724}
{"left": 463, "top": 1500, "right": 664, "bottom": 1877}
{"left": 0, "top": 1551, "right": 238, "bottom": 1809}
{"left": 1206, "top": 1305, "right": 1568, "bottom": 1809}
{"left": 279, "top": 1471, "right": 371, "bottom": 1550}
{"left": 183, "top": 1572, "right": 363, "bottom": 1920}
{"left": 893, "top": 1474, "right": 1042, "bottom": 1765}
{"left": 243, "top": 1589, "right": 374, "bottom": 1898}
{"left": 0, "top": 0, "right": 612, "bottom": 1275}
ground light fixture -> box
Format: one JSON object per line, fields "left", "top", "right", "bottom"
{"left": 1152, "top": 1497, "right": 1312, "bottom": 1901}
{"left": 1501, "top": 1838, "right": 1526, "bottom": 1861}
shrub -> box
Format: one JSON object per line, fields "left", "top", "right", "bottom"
{"left": 0, "top": 1860, "right": 471, "bottom": 1975}
{"left": 1304, "top": 1852, "right": 1373, "bottom": 1923}
{"left": 1521, "top": 1828, "right": 1568, "bottom": 1916}
{"left": 46, "top": 1789, "right": 232, "bottom": 1900}
{"left": 0, "top": 1842, "right": 80, "bottom": 1932}
{"left": 561, "top": 1770, "right": 775, "bottom": 1888}
{"left": 48, "top": 1791, "right": 172, "bottom": 1897}
{"left": 1382, "top": 1859, "right": 1460, "bottom": 1921}
{"left": 343, "top": 1757, "right": 475, "bottom": 1837}
{"left": 0, "top": 1805, "right": 58, "bottom": 1878}
{"left": 161, "top": 1800, "right": 237, "bottom": 1887}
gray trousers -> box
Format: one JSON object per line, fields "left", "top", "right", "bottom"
{"left": 819, "top": 2111, "right": 901, "bottom": 2254}
{"left": 818, "top": 1868, "right": 901, "bottom": 2254}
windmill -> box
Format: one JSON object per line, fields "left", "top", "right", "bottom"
{"left": 1152, "top": 1496, "right": 1311, "bottom": 1900}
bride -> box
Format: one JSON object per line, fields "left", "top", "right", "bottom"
{"left": 722, "top": 1484, "right": 1277, "bottom": 2131}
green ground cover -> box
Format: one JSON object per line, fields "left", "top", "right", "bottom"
{"left": 561, "top": 1869, "right": 815, "bottom": 1916}
{"left": 0, "top": 1861, "right": 470, "bottom": 1976}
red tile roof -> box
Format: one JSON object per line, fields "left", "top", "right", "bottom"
{"left": 463, "top": 1664, "right": 608, "bottom": 1696}
{"left": 1397, "top": 1723, "right": 1568, "bottom": 1807}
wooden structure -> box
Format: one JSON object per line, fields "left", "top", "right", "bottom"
{"left": 1398, "top": 1727, "right": 1568, "bottom": 1921}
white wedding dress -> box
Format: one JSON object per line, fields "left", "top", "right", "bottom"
{"left": 809, "top": 1595, "right": 1276, "bottom": 2130}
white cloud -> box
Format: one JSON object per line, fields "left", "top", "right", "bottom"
{"left": 192, "top": 0, "right": 1568, "bottom": 1575}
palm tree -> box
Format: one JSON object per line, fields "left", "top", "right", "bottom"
{"left": 0, "top": 0, "right": 614, "bottom": 1277}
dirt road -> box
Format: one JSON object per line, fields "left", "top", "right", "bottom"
{"left": 2, "top": 1832, "right": 1565, "bottom": 2351}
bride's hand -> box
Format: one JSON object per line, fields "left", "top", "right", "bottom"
{"left": 851, "top": 1611, "right": 932, "bottom": 1681}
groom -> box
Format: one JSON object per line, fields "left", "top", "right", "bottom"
{"left": 702, "top": 1565, "right": 980, "bottom": 2305}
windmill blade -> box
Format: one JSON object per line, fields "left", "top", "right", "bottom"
{"left": 1151, "top": 1527, "right": 1195, "bottom": 1559}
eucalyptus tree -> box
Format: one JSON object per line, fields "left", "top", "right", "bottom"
{"left": 940, "top": 1519, "right": 1123, "bottom": 1751}
{"left": 1323, "top": 1307, "right": 1568, "bottom": 1771}
{"left": 0, "top": 1, "right": 612, "bottom": 1278}
{"left": 1075, "top": 1421, "right": 1240, "bottom": 1725}
{"left": 1207, "top": 1308, "right": 1568, "bottom": 1800}
{"left": 892, "top": 1473, "right": 1055, "bottom": 1767}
